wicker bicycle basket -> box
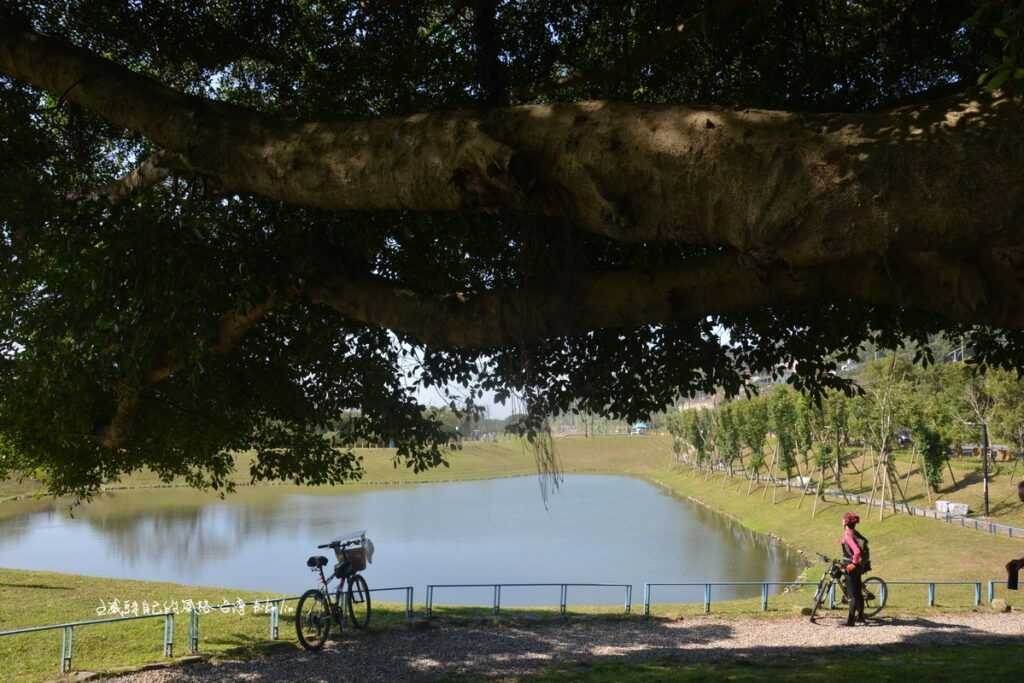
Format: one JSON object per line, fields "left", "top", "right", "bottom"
{"left": 334, "top": 545, "right": 368, "bottom": 571}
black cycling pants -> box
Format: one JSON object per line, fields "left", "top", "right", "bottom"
{"left": 846, "top": 567, "right": 865, "bottom": 624}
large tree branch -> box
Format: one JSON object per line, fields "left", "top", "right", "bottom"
{"left": 94, "top": 291, "right": 287, "bottom": 448}
{"left": 311, "top": 248, "right": 1024, "bottom": 348}
{"left": 69, "top": 150, "right": 191, "bottom": 204}
{"left": 4, "top": 26, "right": 1024, "bottom": 268}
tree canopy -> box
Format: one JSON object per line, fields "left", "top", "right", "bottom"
{"left": 2, "top": 1, "right": 1024, "bottom": 497}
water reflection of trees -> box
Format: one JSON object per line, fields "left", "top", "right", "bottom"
{"left": 0, "top": 500, "right": 54, "bottom": 549}
{"left": 13, "top": 489, "right": 349, "bottom": 571}
{"left": 687, "top": 502, "right": 802, "bottom": 581}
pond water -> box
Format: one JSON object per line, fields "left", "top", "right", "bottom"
{"left": 0, "top": 475, "right": 802, "bottom": 606}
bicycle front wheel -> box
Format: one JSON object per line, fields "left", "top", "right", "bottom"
{"left": 347, "top": 574, "right": 372, "bottom": 629}
{"left": 862, "top": 577, "right": 887, "bottom": 617}
{"left": 296, "top": 589, "right": 331, "bottom": 650}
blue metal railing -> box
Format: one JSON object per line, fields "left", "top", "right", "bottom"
{"left": 883, "top": 580, "right": 982, "bottom": 608}
{"left": 424, "top": 583, "right": 632, "bottom": 616}
{"left": 1, "top": 576, "right": 1006, "bottom": 677}
{"left": 0, "top": 611, "right": 176, "bottom": 674}
{"left": 0, "top": 586, "right": 414, "bottom": 674}
{"left": 988, "top": 579, "right": 1009, "bottom": 603}
{"left": 643, "top": 581, "right": 821, "bottom": 615}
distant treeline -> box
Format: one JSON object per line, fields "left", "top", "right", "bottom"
{"left": 666, "top": 356, "right": 1024, "bottom": 492}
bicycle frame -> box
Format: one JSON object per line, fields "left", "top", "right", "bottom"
{"left": 310, "top": 564, "right": 348, "bottom": 627}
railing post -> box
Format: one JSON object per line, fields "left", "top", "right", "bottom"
{"left": 975, "top": 583, "right": 982, "bottom": 607}
{"left": 988, "top": 581, "right": 996, "bottom": 604}
{"left": 60, "top": 626, "right": 73, "bottom": 673}
{"left": 624, "top": 585, "right": 631, "bottom": 614}
{"left": 493, "top": 585, "right": 501, "bottom": 615}
{"left": 828, "top": 583, "right": 836, "bottom": 610}
{"left": 643, "top": 584, "right": 650, "bottom": 617}
{"left": 189, "top": 608, "right": 199, "bottom": 653}
{"left": 163, "top": 613, "right": 174, "bottom": 658}
{"left": 426, "top": 586, "right": 433, "bottom": 617}
{"left": 927, "top": 583, "right": 935, "bottom": 607}
{"left": 760, "top": 583, "right": 769, "bottom": 611}
{"left": 703, "top": 584, "right": 711, "bottom": 614}
{"left": 270, "top": 602, "right": 280, "bottom": 640}
{"left": 406, "top": 587, "right": 414, "bottom": 619}
{"left": 560, "top": 584, "right": 568, "bottom": 616}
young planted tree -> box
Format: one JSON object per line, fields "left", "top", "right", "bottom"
{"left": 818, "top": 391, "right": 853, "bottom": 503}
{"left": 849, "top": 355, "right": 915, "bottom": 518}
{"left": 665, "top": 411, "right": 688, "bottom": 464}
{"left": 794, "top": 393, "right": 818, "bottom": 481}
{"left": 737, "top": 397, "right": 770, "bottom": 495}
{"left": 717, "top": 401, "right": 742, "bottom": 478}
{"left": 988, "top": 369, "right": 1024, "bottom": 481}
{"left": 917, "top": 426, "right": 952, "bottom": 496}
{"left": 768, "top": 386, "right": 799, "bottom": 492}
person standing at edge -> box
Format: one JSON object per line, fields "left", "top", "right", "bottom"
{"left": 841, "top": 511, "right": 868, "bottom": 626}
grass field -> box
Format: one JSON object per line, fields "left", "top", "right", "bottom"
{"left": 0, "top": 567, "right": 417, "bottom": 682}
{"left": 464, "top": 643, "right": 1022, "bottom": 682}
{"left": 2, "top": 435, "right": 1022, "bottom": 681}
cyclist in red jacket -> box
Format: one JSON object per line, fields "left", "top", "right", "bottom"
{"left": 841, "top": 511, "right": 867, "bottom": 626}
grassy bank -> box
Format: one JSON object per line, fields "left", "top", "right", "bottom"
{"left": 652, "top": 466, "right": 1022, "bottom": 588}
{"left": 0, "top": 567, "right": 424, "bottom": 682}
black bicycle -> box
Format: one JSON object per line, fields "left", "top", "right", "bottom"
{"left": 296, "top": 531, "right": 373, "bottom": 650}
{"left": 809, "top": 553, "right": 887, "bottom": 622}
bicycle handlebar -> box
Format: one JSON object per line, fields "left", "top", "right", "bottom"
{"left": 317, "top": 539, "right": 360, "bottom": 550}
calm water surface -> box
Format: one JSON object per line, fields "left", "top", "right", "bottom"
{"left": 0, "top": 475, "right": 801, "bottom": 605}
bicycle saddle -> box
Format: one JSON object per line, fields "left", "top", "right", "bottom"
{"left": 306, "top": 555, "right": 328, "bottom": 568}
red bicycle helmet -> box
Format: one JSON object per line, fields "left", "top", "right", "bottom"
{"left": 843, "top": 511, "right": 860, "bottom": 526}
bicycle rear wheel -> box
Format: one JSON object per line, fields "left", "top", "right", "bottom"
{"left": 809, "top": 573, "right": 831, "bottom": 621}
{"left": 296, "top": 589, "right": 331, "bottom": 650}
{"left": 862, "top": 577, "right": 887, "bottom": 617}
{"left": 347, "top": 574, "right": 372, "bottom": 629}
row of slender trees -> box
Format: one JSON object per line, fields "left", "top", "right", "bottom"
{"left": 666, "top": 356, "right": 1024, "bottom": 503}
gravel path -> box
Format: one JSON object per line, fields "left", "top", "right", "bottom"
{"left": 112, "top": 612, "right": 1024, "bottom": 682}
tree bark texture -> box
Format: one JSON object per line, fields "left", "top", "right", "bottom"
{"left": 4, "top": 26, "right": 1024, "bottom": 345}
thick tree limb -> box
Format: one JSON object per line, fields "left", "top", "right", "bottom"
{"left": 69, "top": 150, "right": 190, "bottom": 204}
{"left": 311, "top": 248, "right": 1024, "bottom": 348}
{"left": 93, "top": 292, "right": 286, "bottom": 448}
{"left": 3, "top": 26, "right": 1024, "bottom": 267}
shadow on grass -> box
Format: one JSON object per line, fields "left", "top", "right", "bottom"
{"left": 0, "top": 582, "right": 72, "bottom": 590}
{"left": 942, "top": 470, "right": 984, "bottom": 494}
